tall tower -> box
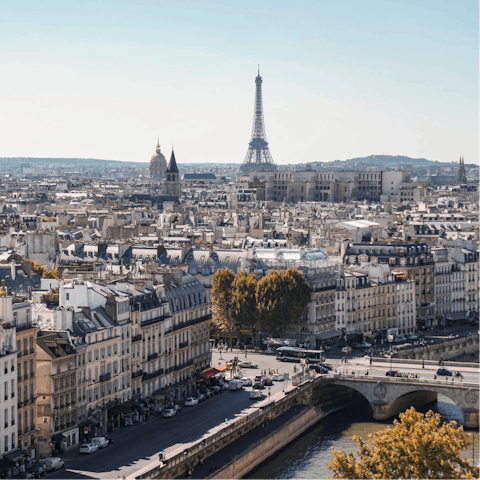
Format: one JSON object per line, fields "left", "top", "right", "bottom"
{"left": 162, "top": 149, "right": 182, "bottom": 198}
{"left": 239, "top": 67, "right": 277, "bottom": 174}
{"left": 456, "top": 155, "right": 467, "bottom": 184}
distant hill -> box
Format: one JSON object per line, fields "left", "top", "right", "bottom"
{"left": 313, "top": 155, "right": 464, "bottom": 168}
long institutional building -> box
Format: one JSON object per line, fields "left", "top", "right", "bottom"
{"left": 239, "top": 168, "right": 416, "bottom": 203}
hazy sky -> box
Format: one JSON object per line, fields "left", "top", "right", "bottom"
{"left": 0, "top": 0, "right": 477, "bottom": 165}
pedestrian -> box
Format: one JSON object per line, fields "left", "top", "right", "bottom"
{"left": 434, "top": 374, "right": 437, "bottom": 380}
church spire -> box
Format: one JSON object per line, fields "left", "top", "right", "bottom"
{"left": 167, "top": 149, "right": 179, "bottom": 174}
{"left": 156, "top": 138, "right": 161, "bottom": 154}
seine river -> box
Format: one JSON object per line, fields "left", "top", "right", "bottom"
{"left": 249, "top": 395, "right": 479, "bottom": 479}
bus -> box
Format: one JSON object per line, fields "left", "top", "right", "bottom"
{"left": 275, "top": 346, "right": 325, "bottom": 363}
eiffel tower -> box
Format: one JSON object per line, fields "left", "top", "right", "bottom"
{"left": 239, "top": 67, "right": 277, "bottom": 174}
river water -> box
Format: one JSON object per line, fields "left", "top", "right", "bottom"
{"left": 249, "top": 395, "right": 479, "bottom": 479}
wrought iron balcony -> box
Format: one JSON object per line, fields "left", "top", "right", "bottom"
{"left": 99, "top": 372, "right": 111, "bottom": 383}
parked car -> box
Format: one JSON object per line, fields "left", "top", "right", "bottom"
{"left": 272, "top": 373, "right": 284, "bottom": 381}
{"left": 228, "top": 379, "right": 243, "bottom": 391}
{"left": 321, "top": 363, "right": 333, "bottom": 370}
{"left": 237, "top": 361, "right": 258, "bottom": 368}
{"left": 91, "top": 436, "right": 109, "bottom": 448}
{"left": 250, "top": 389, "right": 263, "bottom": 399}
{"left": 43, "top": 458, "right": 64, "bottom": 471}
{"left": 212, "top": 385, "right": 222, "bottom": 394}
{"left": 196, "top": 393, "right": 206, "bottom": 402}
{"left": 240, "top": 377, "right": 253, "bottom": 386}
{"left": 361, "top": 342, "right": 372, "bottom": 348}
{"left": 437, "top": 368, "right": 453, "bottom": 376}
{"left": 341, "top": 346, "right": 352, "bottom": 354}
{"left": 407, "top": 334, "right": 418, "bottom": 340}
{"left": 385, "top": 370, "right": 401, "bottom": 377}
{"left": 163, "top": 408, "right": 177, "bottom": 417}
{"left": 185, "top": 397, "right": 199, "bottom": 406}
{"left": 80, "top": 443, "right": 99, "bottom": 454}
{"left": 253, "top": 381, "right": 265, "bottom": 389}
{"left": 254, "top": 374, "right": 265, "bottom": 383}
{"left": 263, "top": 377, "right": 273, "bottom": 386}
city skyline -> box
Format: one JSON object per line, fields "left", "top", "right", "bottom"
{"left": 0, "top": 0, "right": 478, "bottom": 165}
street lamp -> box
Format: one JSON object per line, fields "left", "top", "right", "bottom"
{"left": 268, "top": 386, "right": 271, "bottom": 403}
{"left": 388, "top": 334, "right": 394, "bottom": 372}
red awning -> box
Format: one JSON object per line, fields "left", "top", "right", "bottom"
{"left": 215, "top": 366, "right": 226, "bottom": 372}
{"left": 200, "top": 367, "right": 217, "bottom": 379}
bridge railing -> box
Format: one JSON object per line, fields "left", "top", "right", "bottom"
{"left": 321, "top": 373, "right": 479, "bottom": 387}
{"left": 371, "top": 357, "right": 479, "bottom": 370}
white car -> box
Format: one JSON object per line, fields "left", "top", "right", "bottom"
{"left": 407, "top": 334, "right": 418, "bottom": 340}
{"left": 361, "top": 342, "right": 372, "bottom": 348}
{"left": 250, "top": 389, "right": 263, "bottom": 399}
{"left": 163, "top": 408, "right": 177, "bottom": 417}
{"left": 91, "top": 436, "right": 109, "bottom": 448}
{"left": 185, "top": 397, "right": 199, "bottom": 406}
{"left": 79, "top": 443, "right": 99, "bottom": 454}
{"left": 240, "top": 377, "right": 253, "bottom": 386}
{"left": 272, "top": 373, "right": 284, "bottom": 381}
{"left": 237, "top": 361, "right": 258, "bottom": 368}
{"left": 341, "top": 346, "right": 352, "bottom": 353}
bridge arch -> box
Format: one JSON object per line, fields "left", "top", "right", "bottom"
{"left": 312, "top": 376, "right": 479, "bottom": 428}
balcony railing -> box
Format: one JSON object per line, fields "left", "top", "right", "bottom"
{"left": 179, "top": 341, "right": 189, "bottom": 349}
{"left": 142, "top": 368, "right": 164, "bottom": 381}
{"left": 132, "top": 370, "right": 143, "bottom": 379}
{"left": 132, "top": 334, "right": 142, "bottom": 343}
{"left": 172, "top": 314, "right": 212, "bottom": 332}
{"left": 140, "top": 313, "right": 171, "bottom": 328}
{"left": 174, "top": 359, "right": 194, "bottom": 371}
{"left": 147, "top": 353, "right": 158, "bottom": 361}
{"left": 99, "top": 372, "right": 111, "bottom": 383}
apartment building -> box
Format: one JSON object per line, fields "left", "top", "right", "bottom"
{"left": 345, "top": 243, "right": 435, "bottom": 329}
{"left": 451, "top": 247, "right": 479, "bottom": 317}
{"left": 36, "top": 332, "right": 78, "bottom": 458}
{"left": 335, "top": 267, "right": 416, "bottom": 343}
{"left": 71, "top": 306, "right": 132, "bottom": 436}
{"left": 0, "top": 324, "right": 17, "bottom": 462}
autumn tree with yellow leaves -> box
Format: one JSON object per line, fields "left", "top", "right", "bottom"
{"left": 327, "top": 407, "right": 479, "bottom": 479}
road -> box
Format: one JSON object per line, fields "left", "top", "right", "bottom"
{"left": 46, "top": 348, "right": 478, "bottom": 479}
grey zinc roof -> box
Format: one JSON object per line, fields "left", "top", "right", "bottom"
{"left": 165, "top": 273, "right": 207, "bottom": 313}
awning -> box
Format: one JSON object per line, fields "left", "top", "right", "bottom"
{"left": 108, "top": 405, "right": 128, "bottom": 416}
{"left": 52, "top": 434, "right": 66, "bottom": 444}
{"left": 3, "top": 449, "right": 28, "bottom": 463}
{"left": 200, "top": 367, "right": 217, "bottom": 379}
{"left": 78, "top": 417, "right": 101, "bottom": 429}
{"left": 316, "top": 330, "right": 342, "bottom": 339}
{"left": 215, "top": 366, "right": 226, "bottom": 372}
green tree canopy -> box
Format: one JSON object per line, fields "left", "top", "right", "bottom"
{"left": 327, "top": 407, "right": 479, "bottom": 479}
{"left": 232, "top": 271, "right": 258, "bottom": 345}
{"left": 256, "top": 267, "right": 311, "bottom": 337}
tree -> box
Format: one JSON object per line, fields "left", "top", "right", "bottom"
{"left": 256, "top": 268, "right": 311, "bottom": 337}
{"left": 327, "top": 407, "right": 479, "bottom": 479}
{"left": 27, "top": 259, "right": 47, "bottom": 277}
{"left": 42, "top": 266, "right": 61, "bottom": 279}
{"left": 211, "top": 268, "right": 235, "bottom": 349}
{"left": 232, "top": 271, "right": 258, "bottom": 347}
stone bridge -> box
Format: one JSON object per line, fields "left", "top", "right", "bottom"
{"left": 311, "top": 374, "right": 479, "bottom": 428}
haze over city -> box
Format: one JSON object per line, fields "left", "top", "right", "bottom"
{"left": 0, "top": 0, "right": 477, "bottom": 165}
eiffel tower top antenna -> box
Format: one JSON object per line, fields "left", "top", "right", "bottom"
{"left": 239, "top": 68, "right": 277, "bottom": 174}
